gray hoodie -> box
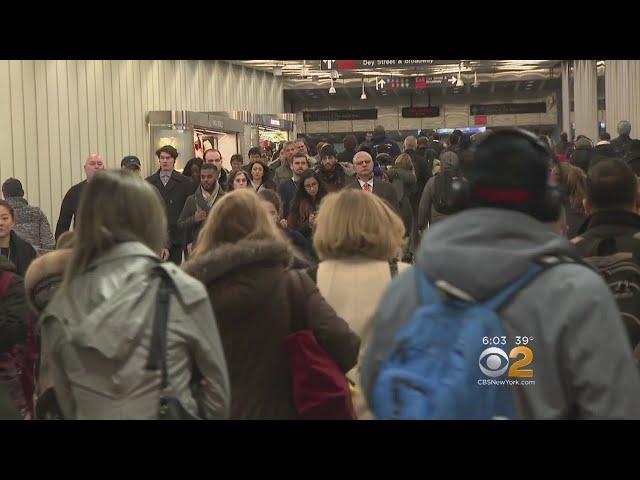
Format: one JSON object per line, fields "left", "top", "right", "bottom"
{"left": 361, "top": 207, "right": 640, "bottom": 419}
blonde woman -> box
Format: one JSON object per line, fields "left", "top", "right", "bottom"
{"left": 183, "top": 189, "right": 360, "bottom": 420}
{"left": 312, "top": 189, "right": 410, "bottom": 419}
{"left": 39, "top": 170, "right": 230, "bottom": 420}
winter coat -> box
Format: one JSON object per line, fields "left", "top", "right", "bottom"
{"left": 337, "top": 148, "right": 357, "bottom": 164}
{"left": 277, "top": 179, "right": 298, "bottom": 219}
{"left": 55, "top": 180, "right": 86, "bottom": 240}
{"left": 371, "top": 134, "right": 401, "bottom": 160}
{"left": 417, "top": 151, "right": 460, "bottom": 230}
{"left": 178, "top": 185, "right": 225, "bottom": 248}
{"left": 3, "top": 230, "right": 37, "bottom": 277}
{"left": 23, "top": 248, "right": 71, "bottom": 419}
{"left": 611, "top": 134, "right": 633, "bottom": 157}
{"left": 5, "top": 197, "right": 55, "bottom": 254}
{"left": 361, "top": 208, "right": 640, "bottom": 419}
{"left": 316, "top": 257, "right": 409, "bottom": 419}
{"left": 39, "top": 241, "right": 230, "bottom": 420}
{"left": 146, "top": 170, "right": 196, "bottom": 249}
{"left": 572, "top": 210, "right": 640, "bottom": 358}
{"left": 594, "top": 142, "right": 618, "bottom": 158}
{"left": 274, "top": 163, "right": 294, "bottom": 187}
{"left": 183, "top": 239, "right": 360, "bottom": 420}
{"left": 315, "top": 163, "right": 347, "bottom": 192}
{"left": 0, "top": 256, "right": 28, "bottom": 354}
{"left": 387, "top": 166, "right": 416, "bottom": 236}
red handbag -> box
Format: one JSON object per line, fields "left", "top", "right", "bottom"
{"left": 282, "top": 270, "right": 357, "bottom": 420}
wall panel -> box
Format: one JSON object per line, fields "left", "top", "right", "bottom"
{"left": 0, "top": 60, "right": 283, "bottom": 228}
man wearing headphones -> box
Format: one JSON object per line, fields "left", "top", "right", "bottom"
{"left": 361, "top": 128, "right": 640, "bottom": 419}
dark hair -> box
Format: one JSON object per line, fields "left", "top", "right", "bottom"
{"left": 230, "top": 154, "right": 244, "bottom": 164}
{"left": 155, "top": 145, "right": 178, "bottom": 159}
{"left": 227, "top": 169, "right": 250, "bottom": 190}
{"left": 203, "top": 149, "right": 222, "bottom": 161}
{"left": 258, "top": 189, "right": 282, "bottom": 217}
{"left": 432, "top": 133, "right": 440, "bottom": 141}
{"left": 586, "top": 158, "right": 638, "bottom": 211}
{"left": 374, "top": 125, "right": 385, "bottom": 136}
{"left": 182, "top": 157, "right": 203, "bottom": 177}
{"left": 248, "top": 147, "right": 262, "bottom": 157}
{"left": 201, "top": 162, "right": 218, "bottom": 173}
{"left": 599, "top": 132, "right": 611, "bottom": 141}
{"left": 0, "top": 200, "right": 15, "bottom": 220}
{"left": 248, "top": 159, "right": 272, "bottom": 183}
{"left": 292, "top": 151, "right": 308, "bottom": 161}
{"left": 417, "top": 136, "right": 429, "bottom": 148}
{"left": 343, "top": 135, "right": 357, "bottom": 150}
{"left": 289, "top": 169, "right": 328, "bottom": 228}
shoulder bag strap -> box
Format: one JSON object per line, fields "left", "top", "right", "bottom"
{"left": 286, "top": 269, "right": 307, "bottom": 333}
{"left": 145, "top": 269, "right": 173, "bottom": 390}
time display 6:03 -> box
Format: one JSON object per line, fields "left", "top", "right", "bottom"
{"left": 482, "top": 336, "right": 534, "bottom": 346}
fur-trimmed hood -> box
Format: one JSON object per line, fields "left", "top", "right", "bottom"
{"left": 24, "top": 249, "right": 72, "bottom": 315}
{"left": 183, "top": 239, "right": 291, "bottom": 285}
{"left": 183, "top": 239, "right": 292, "bottom": 316}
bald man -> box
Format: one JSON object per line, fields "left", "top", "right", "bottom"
{"left": 55, "top": 153, "right": 105, "bottom": 239}
{"left": 344, "top": 151, "right": 400, "bottom": 212}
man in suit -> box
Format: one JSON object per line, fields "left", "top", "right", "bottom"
{"left": 146, "top": 145, "right": 195, "bottom": 264}
{"left": 345, "top": 151, "right": 400, "bottom": 212}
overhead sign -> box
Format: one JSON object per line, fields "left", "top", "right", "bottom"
{"left": 474, "top": 115, "right": 487, "bottom": 126}
{"left": 320, "top": 60, "right": 457, "bottom": 71}
{"left": 470, "top": 103, "right": 547, "bottom": 115}
{"left": 402, "top": 107, "right": 441, "bottom": 118}
{"left": 303, "top": 109, "right": 378, "bottom": 122}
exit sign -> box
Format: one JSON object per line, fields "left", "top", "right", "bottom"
{"left": 475, "top": 115, "right": 487, "bottom": 125}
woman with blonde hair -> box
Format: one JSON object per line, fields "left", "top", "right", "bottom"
{"left": 312, "top": 189, "right": 410, "bottom": 419}
{"left": 553, "top": 162, "right": 587, "bottom": 238}
{"left": 183, "top": 188, "right": 360, "bottom": 420}
{"left": 39, "top": 170, "right": 230, "bottom": 420}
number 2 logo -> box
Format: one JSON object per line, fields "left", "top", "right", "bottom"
{"left": 508, "top": 346, "right": 534, "bottom": 378}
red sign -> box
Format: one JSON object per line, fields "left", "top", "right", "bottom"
{"left": 415, "top": 76, "right": 427, "bottom": 90}
{"left": 336, "top": 60, "right": 358, "bottom": 71}
{"left": 475, "top": 115, "right": 487, "bottom": 126}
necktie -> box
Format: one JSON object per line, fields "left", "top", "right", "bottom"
{"left": 363, "top": 182, "right": 372, "bottom": 193}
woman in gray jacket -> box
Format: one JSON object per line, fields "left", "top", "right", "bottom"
{"left": 39, "top": 170, "right": 230, "bottom": 420}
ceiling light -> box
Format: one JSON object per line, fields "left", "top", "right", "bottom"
{"left": 329, "top": 78, "right": 336, "bottom": 94}
{"left": 472, "top": 71, "right": 480, "bottom": 87}
{"left": 455, "top": 62, "right": 464, "bottom": 87}
{"left": 360, "top": 78, "right": 367, "bottom": 100}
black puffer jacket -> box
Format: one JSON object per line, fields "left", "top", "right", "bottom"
{"left": 0, "top": 255, "right": 28, "bottom": 353}
{"left": 4, "top": 231, "right": 37, "bottom": 280}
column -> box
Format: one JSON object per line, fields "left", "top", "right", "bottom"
{"left": 605, "top": 60, "right": 640, "bottom": 139}
{"left": 561, "top": 61, "right": 571, "bottom": 137}
{"left": 573, "top": 60, "right": 598, "bottom": 142}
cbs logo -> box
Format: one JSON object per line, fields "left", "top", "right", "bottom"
{"left": 478, "top": 347, "right": 533, "bottom": 378}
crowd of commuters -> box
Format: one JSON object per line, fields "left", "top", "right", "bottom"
{"left": 3, "top": 120, "right": 640, "bottom": 420}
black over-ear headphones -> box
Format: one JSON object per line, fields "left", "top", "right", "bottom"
{"left": 449, "top": 128, "right": 563, "bottom": 222}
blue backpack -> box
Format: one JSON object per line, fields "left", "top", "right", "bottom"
{"left": 371, "top": 261, "right": 552, "bottom": 420}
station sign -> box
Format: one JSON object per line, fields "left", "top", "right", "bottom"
{"left": 470, "top": 103, "right": 547, "bottom": 115}
{"left": 303, "top": 109, "right": 378, "bottom": 122}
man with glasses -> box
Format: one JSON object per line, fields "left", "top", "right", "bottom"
{"left": 345, "top": 151, "right": 399, "bottom": 212}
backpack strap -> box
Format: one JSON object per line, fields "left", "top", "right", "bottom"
{"left": 389, "top": 259, "right": 398, "bottom": 278}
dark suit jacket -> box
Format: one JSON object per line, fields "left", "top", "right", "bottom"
{"left": 146, "top": 170, "right": 195, "bottom": 248}
{"left": 344, "top": 178, "right": 400, "bottom": 212}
